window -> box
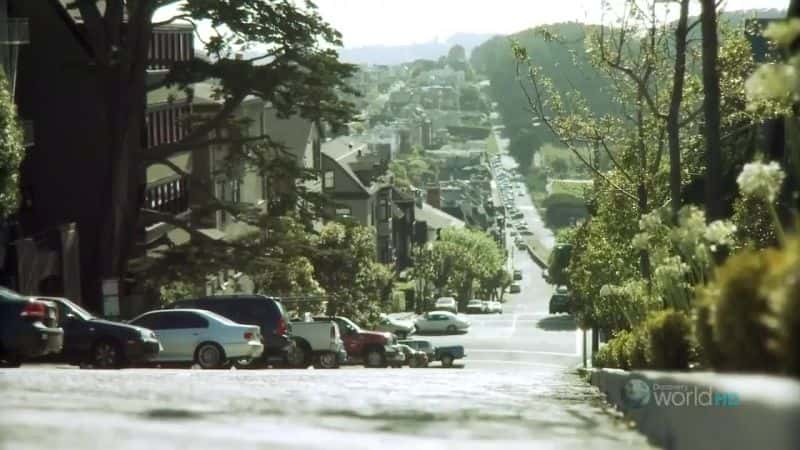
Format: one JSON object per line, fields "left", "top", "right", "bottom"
{"left": 158, "top": 312, "right": 209, "bottom": 329}
{"left": 323, "top": 171, "right": 335, "bottom": 189}
{"left": 336, "top": 207, "right": 352, "bottom": 218}
{"left": 131, "top": 313, "right": 163, "bottom": 330}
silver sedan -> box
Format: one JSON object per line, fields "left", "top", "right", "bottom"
{"left": 129, "top": 309, "right": 264, "bottom": 369}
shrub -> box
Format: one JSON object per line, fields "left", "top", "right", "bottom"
{"left": 625, "top": 327, "right": 650, "bottom": 370}
{"left": 762, "top": 238, "right": 800, "bottom": 377}
{"left": 593, "top": 344, "right": 612, "bottom": 368}
{"left": 645, "top": 309, "right": 692, "bottom": 370}
{"left": 704, "top": 249, "right": 781, "bottom": 372}
{"left": 693, "top": 291, "right": 726, "bottom": 369}
{"left": 609, "top": 330, "right": 632, "bottom": 370}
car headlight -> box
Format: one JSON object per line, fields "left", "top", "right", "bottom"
{"left": 141, "top": 329, "right": 157, "bottom": 340}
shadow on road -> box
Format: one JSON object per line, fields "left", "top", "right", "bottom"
{"left": 536, "top": 315, "right": 577, "bottom": 331}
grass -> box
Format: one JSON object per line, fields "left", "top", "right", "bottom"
{"left": 550, "top": 179, "right": 593, "bottom": 198}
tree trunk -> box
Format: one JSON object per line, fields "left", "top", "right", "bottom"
{"left": 701, "top": 0, "right": 723, "bottom": 221}
{"left": 667, "top": 0, "right": 690, "bottom": 221}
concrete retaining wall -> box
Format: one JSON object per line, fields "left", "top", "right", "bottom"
{"left": 587, "top": 369, "right": 800, "bottom": 450}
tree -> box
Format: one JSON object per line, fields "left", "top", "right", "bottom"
{"left": 701, "top": 0, "right": 724, "bottom": 220}
{"left": 311, "top": 222, "right": 394, "bottom": 327}
{"left": 0, "top": 71, "right": 24, "bottom": 219}
{"left": 43, "top": 1, "right": 358, "bottom": 307}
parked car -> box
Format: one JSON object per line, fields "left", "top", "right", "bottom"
{"left": 169, "top": 294, "right": 292, "bottom": 365}
{"left": 549, "top": 286, "right": 572, "bottom": 314}
{"left": 519, "top": 230, "right": 534, "bottom": 237}
{"left": 287, "top": 318, "right": 347, "bottom": 369}
{"left": 313, "top": 316, "right": 404, "bottom": 368}
{"left": 516, "top": 239, "right": 527, "bottom": 250}
{"left": 513, "top": 270, "right": 522, "bottom": 281}
{"left": 511, "top": 212, "right": 524, "bottom": 220}
{"left": 414, "top": 311, "right": 470, "bottom": 334}
{"left": 394, "top": 344, "right": 429, "bottom": 368}
{"left": 375, "top": 314, "right": 415, "bottom": 338}
{"left": 399, "top": 339, "right": 466, "bottom": 368}
{"left": 484, "top": 300, "right": 503, "bottom": 314}
{"left": 129, "top": 309, "right": 263, "bottom": 369}
{"left": 466, "top": 299, "right": 488, "bottom": 314}
{"left": 433, "top": 297, "right": 458, "bottom": 313}
{"left": 42, "top": 296, "right": 160, "bottom": 368}
{"left": 508, "top": 283, "right": 522, "bottom": 294}
{"left": 0, "top": 287, "right": 63, "bottom": 367}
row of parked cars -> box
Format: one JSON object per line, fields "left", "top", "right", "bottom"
{"left": 0, "top": 288, "right": 466, "bottom": 370}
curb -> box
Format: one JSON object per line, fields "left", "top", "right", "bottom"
{"left": 587, "top": 368, "right": 800, "bottom": 450}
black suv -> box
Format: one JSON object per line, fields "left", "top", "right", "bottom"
{"left": 169, "top": 294, "right": 292, "bottom": 364}
{"left": 0, "top": 287, "right": 63, "bottom": 367}
{"left": 40, "top": 296, "right": 160, "bottom": 368}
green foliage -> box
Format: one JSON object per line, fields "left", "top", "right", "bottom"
{"left": 0, "top": 72, "right": 24, "bottom": 219}
{"left": 645, "top": 310, "right": 692, "bottom": 370}
{"left": 732, "top": 195, "right": 778, "bottom": 249}
{"left": 625, "top": 328, "right": 650, "bottom": 370}
{"left": 592, "top": 343, "right": 612, "bottom": 368}
{"left": 311, "top": 222, "right": 394, "bottom": 328}
{"left": 542, "top": 193, "right": 588, "bottom": 229}
{"left": 389, "top": 147, "right": 438, "bottom": 189}
{"left": 412, "top": 227, "right": 506, "bottom": 307}
{"left": 158, "top": 281, "right": 202, "bottom": 307}
{"left": 699, "top": 248, "right": 782, "bottom": 372}
{"left": 609, "top": 330, "right": 632, "bottom": 371}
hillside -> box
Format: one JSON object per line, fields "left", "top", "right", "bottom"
{"left": 470, "top": 8, "right": 786, "bottom": 170}
{"left": 340, "top": 33, "right": 497, "bottom": 65}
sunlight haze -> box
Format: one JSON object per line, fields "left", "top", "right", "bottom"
{"left": 313, "top": 0, "right": 789, "bottom": 47}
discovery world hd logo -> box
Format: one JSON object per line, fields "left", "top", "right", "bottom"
{"left": 621, "top": 376, "right": 740, "bottom": 409}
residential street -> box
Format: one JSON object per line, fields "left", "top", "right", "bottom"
{"left": 0, "top": 189, "right": 653, "bottom": 450}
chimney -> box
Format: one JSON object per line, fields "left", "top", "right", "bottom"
{"left": 426, "top": 185, "right": 441, "bottom": 209}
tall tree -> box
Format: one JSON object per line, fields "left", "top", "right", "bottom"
{"left": 0, "top": 72, "right": 24, "bottom": 219}
{"left": 43, "top": 1, "right": 357, "bottom": 307}
{"left": 666, "top": 0, "right": 691, "bottom": 220}
{"left": 701, "top": 0, "right": 724, "bottom": 220}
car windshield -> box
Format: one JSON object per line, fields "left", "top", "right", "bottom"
{"left": 339, "top": 317, "right": 361, "bottom": 333}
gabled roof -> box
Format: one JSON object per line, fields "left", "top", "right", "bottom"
{"left": 262, "top": 108, "right": 314, "bottom": 158}
{"left": 322, "top": 137, "right": 375, "bottom": 194}
{"left": 414, "top": 202, "right": 465, "bottom": 230}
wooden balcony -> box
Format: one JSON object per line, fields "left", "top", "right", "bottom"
{"left": 144, "top": 175, "right": 190, "bottom": 216}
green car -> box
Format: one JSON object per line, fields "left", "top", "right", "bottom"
{"left": 549, "top": 286, "right": 571, "bottom": 314}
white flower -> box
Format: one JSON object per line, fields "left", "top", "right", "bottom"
{"left": 632, "top": 232, "right": 650, "bottom": 250}
{"left": 737, "top": 161, "right": 786, "bottom": 202}
{"left": 704, "top": 220, "right": 737, "bottom": 246}
{"left": 764, "top": 19, "right": 800, "bottom": 48}
{"left": 745, "top": 63, "right": 800, "bottom": 105}
{"left": 639, "top": 211, "right": 662, "bottom": 232}
{"left": 599, "top": 284, "right": 614, "bottom": 298}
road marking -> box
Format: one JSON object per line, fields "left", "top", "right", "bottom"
{"left": 508, "top": 314, "right": 519, "bottom": 337}
{"left": 469, "top": 349, "right": 581, "bottom": 357}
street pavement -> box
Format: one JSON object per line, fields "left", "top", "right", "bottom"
{"left": 0, "top": 153, "right": 654, "bottom": 450}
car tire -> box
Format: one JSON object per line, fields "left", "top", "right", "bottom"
{"left": 446, "top": 325, "right": 457, "bottom": 334}
{"left": 316, "top": 352, "right": 339, "bottom": 369}
{"left": 441, "top": 354, "right": 454, "bottom": 368}
{"left": 365, "top": 349, "right": 385, "bottom": 368}
{"left": 286, "top": 342, "right": 310, "bottom": 368}
{"left": 92, "top": 339, "right": 124, "bottom": 369}
{"left": 195, "top": 342, "right": 226, "bottom": 370}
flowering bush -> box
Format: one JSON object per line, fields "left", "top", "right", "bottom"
{"left": 736, "top": 161, "right": 786, "bottom": 203}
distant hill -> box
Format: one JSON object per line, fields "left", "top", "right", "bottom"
{"left": 340, "top": 33, "right": 497, "bottom": 65}
{"left": 469, "top": 8, "right": 785, "bottom": 169}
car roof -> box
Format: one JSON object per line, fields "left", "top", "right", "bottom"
{"left": 137, "top": 308, "right": 233, "bottom": 323}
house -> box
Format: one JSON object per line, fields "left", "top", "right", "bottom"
{"left": 321, "top": 136, "right": 405, "bottom": 265}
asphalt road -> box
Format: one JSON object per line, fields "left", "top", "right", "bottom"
{"left": 0, "top": 154, "right": 654, "bottom": 450}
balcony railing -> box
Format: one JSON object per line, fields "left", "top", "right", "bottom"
{"left": 0, "top": 18, "right": 29, "bottom": 45}
{"left": 144, "top": 175, "right": 190, "bottom": 216}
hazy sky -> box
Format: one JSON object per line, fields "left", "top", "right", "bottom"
{"left": 312, "top": 0, "right": 789, "bottom": 47}
{"left": 155, "top": 1, "right": 789, "bottom": 49}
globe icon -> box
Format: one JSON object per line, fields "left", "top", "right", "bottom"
{"left": 622, "top": 378, "right": 651, "bottom": 409}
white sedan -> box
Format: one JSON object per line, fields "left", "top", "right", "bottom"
{"left": 129, "top": 309, "right": 264, "bottom": 369}
{"left": 414, "top": 311, "right": 470, "bottom": 334}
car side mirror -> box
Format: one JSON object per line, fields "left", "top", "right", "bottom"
{"left": 65, "top": 313, "right": 77, "bottom": 321}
